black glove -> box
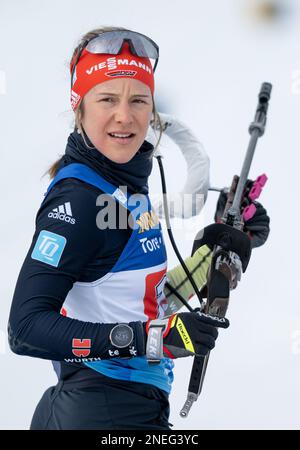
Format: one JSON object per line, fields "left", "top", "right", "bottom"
{"left": 214, "top": 189, "right": 270, "bottom": 248}
{"left": 146, "top": 312, "right": 229, "bottom": 359}
{"left": 242, "top": 201, "right": 270, "bottom": 248}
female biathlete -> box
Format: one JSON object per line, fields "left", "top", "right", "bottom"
{"left": 7, "top": 26, "right": 270, "bottom": 430}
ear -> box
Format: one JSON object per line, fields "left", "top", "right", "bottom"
{"left": 75, "top": 100, "right": 84, "bottom": 132}
{"left": 78, "top": 100, "right": 84, "bottom": 120}
{"left": 150, "top": 109, "right": 155, "bottom": 122}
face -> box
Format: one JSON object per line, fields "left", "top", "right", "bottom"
{"left": 80, "top": 78, "right": 153, "bottom": 163}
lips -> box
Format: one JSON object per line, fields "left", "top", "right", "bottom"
{"left": 108, "top": 132, "right": 135, "bottom": 138}
{"left": 107, "top": 132, "right": 136, "bottom": 145}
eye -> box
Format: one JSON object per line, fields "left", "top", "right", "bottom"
{"left": 133, "top": 99, "right": 147, "bottom": 104}
{"left": 100, "top": 97, "right": 115, "bottom": 102}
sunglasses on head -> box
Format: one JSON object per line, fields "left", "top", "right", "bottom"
{"left": 71, "top": 30, "right": 159, "bottom": 89}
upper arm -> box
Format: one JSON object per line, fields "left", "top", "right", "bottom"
{"left": 9, "top": 179, "right": 105, "bottom": 322}
{"left": 32, "top": 179, "right": 103, "bottom": 277}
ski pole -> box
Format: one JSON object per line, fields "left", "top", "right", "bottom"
{"left": 180, "top": 81, "right": 272, "bottom": 418}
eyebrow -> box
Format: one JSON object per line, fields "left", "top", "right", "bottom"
{"left": 95, "top": 92, "right": 150, "bottom": 97}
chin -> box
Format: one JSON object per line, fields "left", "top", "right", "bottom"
{"left": 107, "top": 146, "right": 140, "bottom": 164}
{"left": 112, "top": 153, "right": 136, "bottom": 164}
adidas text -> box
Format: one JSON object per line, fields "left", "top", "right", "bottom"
{"left": 48, "top": 211, "right": 75, "bottom": 224}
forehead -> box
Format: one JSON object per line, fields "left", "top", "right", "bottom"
{"left": 91, "top": 78, "right": 151, "bottom": 95}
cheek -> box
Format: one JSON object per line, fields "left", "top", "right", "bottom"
{"left": 85, "top": 107, "right": 107, "bottom": 129}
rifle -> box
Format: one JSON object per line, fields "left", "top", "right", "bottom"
{"left": 179, "top": 82, "right": 272, "bottom": 417}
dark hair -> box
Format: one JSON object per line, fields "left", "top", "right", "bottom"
{"left": 46, "top": 26, "right": 163, "bottom": 180}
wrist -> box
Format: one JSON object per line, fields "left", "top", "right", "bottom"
{"left": 145, "top": 318, "right": 168, "bottom": 363}
{"left": 105, "top": 321, "right": 146, "bottom": 359}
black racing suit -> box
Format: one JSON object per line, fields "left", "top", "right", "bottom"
{"left": 8, "top": 130, "right": 173, "bottom": 430}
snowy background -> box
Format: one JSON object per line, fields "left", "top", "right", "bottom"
{"left": 1, "top": 0, "right": 299, "bottom": 430}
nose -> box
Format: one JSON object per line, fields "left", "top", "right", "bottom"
{"left": 114, "top": 100, "right": 134, "bottom": 125}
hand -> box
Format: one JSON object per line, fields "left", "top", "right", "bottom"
{"left": 243, "top": 201, "right": 270, "bottom": 248}
{"left": 214, "top": 188, "right": 270, "bottom": 248}
{"left": 146, "top": 312, "right": 229, "bottom": 359}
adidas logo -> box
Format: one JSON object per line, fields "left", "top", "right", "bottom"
{"left": 48, "top": 202, "right": 76, "bottom": 225}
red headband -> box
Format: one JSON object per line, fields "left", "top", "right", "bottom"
{"left": 70, "top": 41, "right": 155, "bottom": 111}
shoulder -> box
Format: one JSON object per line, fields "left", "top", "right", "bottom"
{"left": 36, "top": 177, "right": 107, "bottom": 231}
{"left": 49, "top": 177, "right": 104, "bottom": 198}
{"left": 29, "top": 176, "right": 131, "bottom": 275}
{"left": 42, "top": 177, "right": 105, "bottom": 210}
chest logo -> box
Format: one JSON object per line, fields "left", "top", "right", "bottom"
{"left": 136, "top": 210, "right": 160, "bottom": 233}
